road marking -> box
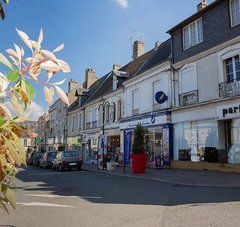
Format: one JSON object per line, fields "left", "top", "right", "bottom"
{"left": 25, "top": 194, "right": 103, "bottom": 199}
{"left": 16, "top": 202, "right": 76, "bottom": 208}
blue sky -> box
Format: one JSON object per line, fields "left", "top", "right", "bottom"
{"left": 0, "top": 0, "right": 214, "bottom": 119}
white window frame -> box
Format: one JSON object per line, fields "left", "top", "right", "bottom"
{"left": 113, "top": 76, "right": 117, "bottom": 91}
{"left": 179, "top": 63, "right": 198, "bottom": 94}
{"left": 132, "top": 89, "right": 139, "bottom": 113}
{"left": 224, "top": 55, "right": 240, "bottom": 82}
{"left": 230, "top": 0, "right": 240, "bottom": 27}
{"left": 183, "top": 18, "right": 203, "bottom": 50}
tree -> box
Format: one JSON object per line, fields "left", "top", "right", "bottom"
{"left": 132, "top": 123, "right": 145, "bottom": 154}
{"left": 0, "top": 28, "right": 70, "bottom": 212}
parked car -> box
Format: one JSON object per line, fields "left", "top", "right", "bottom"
{"left": 52, "top": 150, "right": 83, "bottom": 171}
{"left": 39, "top": 151, "right": 57, "bottom": 169}
{"left": 26, "top": 152, "right": 34, "bottom": 166}
{"left": 32, "top": 151, "right": 43, "bottom": 167}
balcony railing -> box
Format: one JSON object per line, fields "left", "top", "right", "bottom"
{"left": 179, "top": 90, "right": 199, "bottom": 106}
{"left": 92, "top": 121, "right": 98, "bottom": 129}
{"left": 219, "top": 79, "right": 240, "bottom": 98}
{"left": 86, "top": 122, "right": 91, "bottom": 130}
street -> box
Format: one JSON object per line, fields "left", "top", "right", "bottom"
{"left": 1, "top": 167, "right": 240, "bottom": 227}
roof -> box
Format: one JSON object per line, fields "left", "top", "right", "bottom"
{"left": 134, "top": 39, "right": 171, "bottom": 77}
{"left": 67, "top": 49, "right": 153, "bottom": 112}
{"left": 167, "top": 0, "right": 224, "bottom": 33}
{"left": 83, "top": 50, "right": 154, "bottom": 103}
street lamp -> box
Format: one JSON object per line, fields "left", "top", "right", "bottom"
{"left": 98, "top": 100, "right": 110, "bottom": 170}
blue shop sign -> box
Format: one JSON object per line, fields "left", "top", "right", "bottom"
{"left": 124, "top": 131, "right": 132, "bottom": 165}
{"left": 155, "top": 91, "right": 168, "bottom": 104}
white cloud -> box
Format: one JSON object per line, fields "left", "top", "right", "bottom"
{"left": 26, "top": 102, "right": 46, "bottom": 121}
{"left": 6, "top": 101, "right": 46, "bottom": 121}
{"left": 114, "top": 0, "right": 129, "bottom": 9}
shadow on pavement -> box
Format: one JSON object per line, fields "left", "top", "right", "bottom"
{"left": 16, "top": 166, "right": 240, "bottom": 207}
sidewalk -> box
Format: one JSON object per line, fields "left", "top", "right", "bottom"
{"left": 84, "top": 164, "right": 240, "bottom": 188}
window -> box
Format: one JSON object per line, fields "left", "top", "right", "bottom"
{"left": 78, "top": 113, "right": 82, "bottom": 131}
{"left": 113, "top": 76, "right": 117, "bottom": 91}
{"left": 88, "top": 110, "right": 92, "bottom": 122}
{"left": 132, "top": 89, "right": 139, "bottom": 115}
{"left": 179, "top": 66, "right": 197, "bottom": 93}
{"left": 105, "top": 104, "right": 110, "bottom": 123}
{"left": 230, "top": 0, "right": 240, "bottom": 27}
{"left": 70, "top": 115, "right": 75, "bottom": 132}
{"left": 225, "top": 55, "right": 240, "bottom": 83}
{"left": 24, "top": 139, "right": 27, "bottom": 147}
{"left": 174, "top": 120, "right": 218, "bottom": 162}
{"left": 117, "top": 100, "right": 122, "bottom": 120}
{"left": 183, "top": 18, "right": 203, "bottom": 50}
{"left": 153, "top": 80, "right": 161, "bottom": 104}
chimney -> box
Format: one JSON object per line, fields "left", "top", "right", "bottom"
{"left": 68, "top": 79, "right": 78, "bottom": 92}
{"left": 84, "top": 68, "right": 98, "bottom": 89}
{"left": 197, "top": 0, "right": 208, "bottom": 12}
{"left": 113, "top": 64, "right": 122, "bottom": 71}
{"left": 132, "top": 41, "right": 145, "bottom": 60}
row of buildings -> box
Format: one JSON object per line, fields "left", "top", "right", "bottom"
{"left": 35, "top": 0, "right": 240, "bottom": 171}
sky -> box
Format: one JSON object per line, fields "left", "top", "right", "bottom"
{"left": 0, "top": 0, "right": 214, "bottom": 120}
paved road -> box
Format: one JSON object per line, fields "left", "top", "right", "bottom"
{"left": 1, "top": 167, "right": 240, "bottom": 227}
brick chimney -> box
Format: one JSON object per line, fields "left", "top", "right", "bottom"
{"left": 83, "top": 68, "right": 98, "bottom": 89}
{"left": 113, "top": 64, "right": 122, "bottom": 71}
{"left": 197, "top": 0, "right": 208, "bottom": 12}
{"left": 68, "top": 79, "right": 78, "bottom": 92}
{"left": 132, "top": 41, "right": 145, "bottom": 60}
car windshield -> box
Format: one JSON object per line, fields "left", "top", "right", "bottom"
{"left": 48, "top": 152, "right": 57, "bottom": 158}
{"left": 63, "top": 151, "right": 79, "bottom": 158}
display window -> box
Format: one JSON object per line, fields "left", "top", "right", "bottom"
{"left": 174, "top": 120, "right": 219, "bottom": 162}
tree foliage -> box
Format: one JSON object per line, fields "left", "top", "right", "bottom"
{"left": 0, "top": 28, "right": 70, "bottom": 212}
{"left": 132, "top": 123, "right": 145, "bottom": 154}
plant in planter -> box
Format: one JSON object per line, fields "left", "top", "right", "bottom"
{"left": 131, "top": 123, "right": 147, "bottom": 174}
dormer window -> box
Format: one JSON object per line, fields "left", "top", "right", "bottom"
{"left": 113, "top": 76, "right": 117, "bottom": 91}
{"left": 183, "top": 18, "right": 203, "bottom": 50}
{"left": 230, "top": 0, "right": 240, "bottom": 27}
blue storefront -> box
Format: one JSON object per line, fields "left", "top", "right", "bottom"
{"left": 120, "top": 111, "right": 173, "bottom": 169}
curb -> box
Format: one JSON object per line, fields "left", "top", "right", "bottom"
{"left": 85, "top": 168, "right": 240, "bottom": 189}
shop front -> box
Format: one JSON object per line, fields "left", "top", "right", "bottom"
{"left": 172, "top": 99, "right": 240, "bottom": 172}
{"left": 67, "top": 136, "right": 80, "bottom": 151}
{"left": 120, "top": 111, "right": 172, "bottom": 169}
{"left": 84, "top": 132, "right": 100, "bottom": 164}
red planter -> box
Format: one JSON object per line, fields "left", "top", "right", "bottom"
{"left": 131, "top": 153, "right": 147, "bottom": 174}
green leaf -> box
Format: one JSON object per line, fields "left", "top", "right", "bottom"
{"left": 0, "top": 115, "right": 6, "bottom": 127}
{"left": 25, "top": 80, "right": 35, "bottom": 101}
{"left": 6, "top": 70, "right": 19, "bottom": 82}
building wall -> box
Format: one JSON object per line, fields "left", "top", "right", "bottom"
{"left": 172, "top": 0, "right": 240, "bottom": 64}
{"left": 125, "top": 65, "right": 172, "bottom": 118}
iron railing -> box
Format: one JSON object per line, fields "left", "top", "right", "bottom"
{"left": 219, "top": 79, "right": 240, "bottom": 98}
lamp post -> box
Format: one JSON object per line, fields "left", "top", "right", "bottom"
{"left": 98, "top": 100, "right": 110, "bottom": 170}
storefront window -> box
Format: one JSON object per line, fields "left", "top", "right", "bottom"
{"left": 174, "top": 120, "right": 218, "bottom": 163}
{"left": 228, "top": 119, "right": 240, "bottom": 164}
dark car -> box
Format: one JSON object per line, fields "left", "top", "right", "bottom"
{"left": 39, "top": 151, "right": 57, "bottom": 169}
{"left": 26, "top": 152, "right": 34, "bottom": 166}
{"left": 52, "top": 150, "right": 82, "bottom": 171}
{"left": 32, "top": 151, "right": 43, "bottom": 167}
